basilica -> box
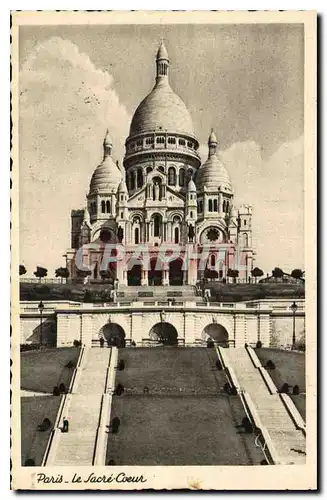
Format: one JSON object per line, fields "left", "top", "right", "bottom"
{"left": 66, "top": 41, "right": 254, "bottom": 286}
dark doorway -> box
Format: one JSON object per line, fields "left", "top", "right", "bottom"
{"left": 202, "top": 324, "right": 229, "bottom": 347}
{"left": 149, "top": 322, "right": 178, "bottom": 346}
{"left": 100, "top": 323, "right": 126, "bottom": 348}
{"left": 128, "top": 264, "right": 142, "bottom": 286}
{"left": 148, "top": 258, "right": 163, "bottom": 286}
{"left": 169, "top": 259, "right": 184, "bottom": 285}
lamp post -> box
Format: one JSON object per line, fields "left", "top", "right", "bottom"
{"left": 38, "top": 301, "right": 44, "bottom": 348}
{"left": 290, "top": 301, "right": 298, "bottom": 349}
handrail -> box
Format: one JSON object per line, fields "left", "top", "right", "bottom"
{"left": 240, "top": 391, "right": 280, "bottom": 465}
{"left": 279, "top": 393, "right": 306, "bottom": 435}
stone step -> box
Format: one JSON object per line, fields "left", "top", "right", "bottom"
{"left": 54, "top": 431, "right": 98, "bottom": 466}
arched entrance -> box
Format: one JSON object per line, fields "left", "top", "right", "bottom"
{"left": 148, "top": 257, "right": 163, "bottom": 286}
{"left": 127, "top": 264, "right": 142, "bottom": 286}
{"left": 202, "top": 323, "right": 229, "bottom": 347}
{"left": 99, "top": 323, "right": 126, "bottom": 348}
{"left": 149, "top": 322, "right": 178, "bottom": 346}
{"left": 169, "top": 259, "right": 184, "bottom": 285}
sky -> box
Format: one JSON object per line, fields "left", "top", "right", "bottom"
{"left": 18, "top": 23, "right": 304, "bottom": 277}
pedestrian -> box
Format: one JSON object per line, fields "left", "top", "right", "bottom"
{"left": 62, "top": 417, "right": 69, "bottom": 433}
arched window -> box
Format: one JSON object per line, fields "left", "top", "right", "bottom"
{"left": 168, "top": 167, "right": 176, "bottom": 186}
{"left": 146, "top": 166, "right": 153, "bottom": 174}
{"left": 226, "top": 201, "right": 230, "bottom": 213}
{"left": 179, "top": 168, "right": 185, "bottom": 187}
{"left": 137, "top": 168, "right": 143, "bottom": 188}
{"left": 153, "top": 214, "right": 162, "bottom": 237}
{"left": 208, "top": 199, "right": 213, "bottom": 212}
{"left": 243, "top": 233, "right": 249, "bottom": 247}
{"left": 210, "top": 254, "right": 216, "bottom": 267}
{"left": 101, "top": 200, "right": 105, "bottom": 213}
{"left": 130, "top": 173, "right": 135, "bottom": 190}
{"left": 179, "top": 138, "right": 186, "bottom": 146}
{"left": 134, "top": 227, "right": 139, "bottom": 244}
{"left": 158, "top": 166, "right": 165, "bottom": 173}
{"left": 190, "top": 211, "right": 193, "bottom": 218}
{"left": 213, "top": 199, "right": 218, "bottom": 212}
{"left": 174, "top": 227, "right": 179, "bottom": 244}
{"left": 223, "top": 200, "right": 226, "bottom": 212}
{"left": 106, "top": 200, "right": 110, "bottom": 213}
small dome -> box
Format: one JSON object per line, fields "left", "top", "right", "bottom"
{"left": 196, "top": 154, "right": 232, "bottom": 192}
{"left": 89, "top": 133, "right": 122, "bottom": 194}
{"left": 157, "top": 40, "right": 169, "bottom": 60}
{"left": 187, "top": 178, "right": 196, "bottom": 192}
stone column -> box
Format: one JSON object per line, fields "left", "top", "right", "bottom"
{"left": 163, "top": 268, "right": 169, "bottom": 286}
{"left": 141, "top": 266, "right": 148, "bottom": 286}
{"left": 218, "top": 193, "right": 223, "bottom": 213}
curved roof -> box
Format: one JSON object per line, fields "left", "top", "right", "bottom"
{"left": 196, "top": 153, "right": 232, "bottom": 192}
{"left": 89, "top": 152, "right": 122, "bottom": 195}
{"left": 129, "top": 80, "right": 195, "bottom": 137}
{"left": 187, "top": 178, "right": 197, "bottom": 191}
{"left": 129, "top": 42, "right": 195, "bottom": 138}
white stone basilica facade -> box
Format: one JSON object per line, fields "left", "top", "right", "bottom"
{"left": 66, "top": 42, "right": 254, "bottom": 286}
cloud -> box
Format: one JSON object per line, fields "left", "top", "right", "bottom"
{"left": 19, "top": 37, "right": 130, "bottom": 275}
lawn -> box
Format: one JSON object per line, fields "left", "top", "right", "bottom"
{"left": 21, "top": 396, "right": 62, "bottom": 466}
{"left": 106, "top": 395, "right": 264, "bottom": 465}
{"left": 21, "top": 347, "right": 80, "bottom": 393}
{"left": 107, "top": 347, "right": 265, "bottom": 465}
{"left": 255, "top": 348, "right": 306, "bottom": 420}
{"left": 115, "top": 348, "right": 227, "bottom": 395}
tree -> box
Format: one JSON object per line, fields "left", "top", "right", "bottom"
{"left": 272, "top": 267, "right": 284, "bottom": 279}
{"left": 291, "top": 269, "right": 304, "bottom": 280}
{"left": 55, "top": 267, "right": 69, "bottom": 283}
{"left": 34, "top": 266, "right": 48, "bottom": 282}
{"left": 251, "top": 267, "right": 264, "bottom": 283}
{"left": 19, "top": 265, "right": 27, "bottom": 276}
{"left": 227, "top": 268, "right": 239, "bottom": 283}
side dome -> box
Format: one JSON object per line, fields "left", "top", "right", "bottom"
{"left": 196, "top": 130, "right": 232, "bottom": 192}
{"left": 89, "top": 131, "right": 122, "bottom": 194}
{"left": 129, "top": 41, "right": 195, "bottom": 137}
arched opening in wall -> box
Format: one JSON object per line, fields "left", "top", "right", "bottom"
{"left": 134, "top": 227, "right": 140, "bottom": 244}
{"left": 168, "top": 167, "right": 176, "bottom": 186}
{"left": 179, "top": 168, "right": 185, "bottom": 187}
{"left": 169, "top": 258, "right": 184, "bottom": 286}
{"left": 152, "top": 177, "right": 162, "bottom": 201}
{"left": 213, "top": 199, "right": 218, "bottom": 212}
{"left": 204, "top": 253, "right": 218, "bottom": 280}
{"left": 208, "top": 199, "right": 213, "bottom": 212}
{"left": 99, "top": 323, "right": 126, "bottom": 348}
{"left": 174, "top": 227, "right": 179, "bottom": 244}
{"left": 101, "top": 200, "right": 106, "bottom": 213}
{"left": 148, "top": 257, "right": 163, "bottom": 286}
{"left": 137, "top": 168, "right": 143, "bottom": 188}
{"left": 99, "top": 229, "right": 112, "bottom": 243}
{"left": 243, "top": 233, "right": 249, "bottom": 247}
{"left": 106, "top": 200, "right": 111, "bottom": 213}
{"left": 222, "top": 200, "right": 226, "bottom": 212}
{"left": 130, "top": 172, "right": 136, "bottom": 190}
{"left": 153, "top": 214, "right": 162, "bottom": 238}
{"left": 149, "top": 322, "right": 178, "bottom": 346}
{"left": 202, "top": 323, "right": 229, "bottom": 347}
{"left": 127, "top": 264, "right": 142, "bottom": 286}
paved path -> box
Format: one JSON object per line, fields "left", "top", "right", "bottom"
{"left": 224, "top": 348, "right": 306, "bottom": 465}
{"left": 47, "top": 348, "right": 112, "bottom": 466}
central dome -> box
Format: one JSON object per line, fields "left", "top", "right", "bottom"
{"left": 130, "top": 81, "right": 195, "bottom": 137}
{"left": 129, "top": 41, "right": 195, "bottom": 138}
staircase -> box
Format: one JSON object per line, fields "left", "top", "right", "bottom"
{"left": 223, "top": 348, "right": 306, "bottom": 464}
{"left": 45, "top": 348, "right": 113, "bottom": 466}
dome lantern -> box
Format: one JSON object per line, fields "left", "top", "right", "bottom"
{"left": 156, "top": 39, "right": 169, "bottom": 81}
{"left": 208, "top": 129, "right": 218, "bottom": 158}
